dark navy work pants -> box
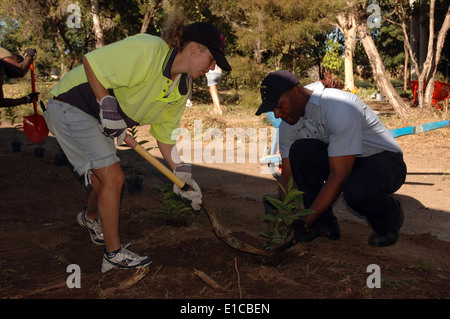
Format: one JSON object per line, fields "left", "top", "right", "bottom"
{"left": 289, "top": 139, "right": 407, "bottom": 234}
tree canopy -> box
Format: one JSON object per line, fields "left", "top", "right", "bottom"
{"left": 1, "top": 0, "right": 448, "bottom": 112}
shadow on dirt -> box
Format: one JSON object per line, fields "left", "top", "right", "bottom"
{"left": 1, "top": 127, "right": 449, "bottom": 300}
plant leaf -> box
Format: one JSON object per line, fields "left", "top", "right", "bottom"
{"left": 263, "top": 214, "right": 277, "bottom": 222}
{"left": 284, "top": 190, "right": 304, "bottom": 204}
{"left": 287, "top": 176, "right": 294, "bottom": 192}
{"left": 294, "top": 209, "right": 316, "bottom": 217}
{"left": 276, "top": 181, "right": 286, "bottom": 197}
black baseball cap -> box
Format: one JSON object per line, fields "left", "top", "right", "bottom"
{"left": 255, "top": 70, "right": 299, "bottom": 115}
{"left": 182, "top": 22, "right": 232, "bottom": 72}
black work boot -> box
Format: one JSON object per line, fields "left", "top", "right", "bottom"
{"left": 368, "top": 200, "right": 404, "bottom": 247}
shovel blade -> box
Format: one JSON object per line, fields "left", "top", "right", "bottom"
{"left": 23, "top": 114, "right": 49, "bottom": 144}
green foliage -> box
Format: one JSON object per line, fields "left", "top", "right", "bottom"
{"left": 2, "top": 106, "right": 19, "bottom": 125}
{"left": 154, "top": 183, "right": 193, "bottom": 225}
{"left": 322, "top": 38, "right": 343, "bottom": 73}
{"left": 377, "top": 22, "right": 405, "bottom": 77}
{"left": 260, "top": 177, "right": 315, "bottom": 251}
{"left": 2, "top": 0, "right": 448, "bottom": 98}
{"left": 226, "top": 55, "right": 267, "bottom": 89}
{"left": 2, "top": 107, "right": 23, "bottom": 142}
{"left": 237, "top": 89, "right": 262, "bottom": 110}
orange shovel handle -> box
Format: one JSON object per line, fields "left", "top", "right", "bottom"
{"left": 30, "top": 62, "right": 38, "bottom": 116}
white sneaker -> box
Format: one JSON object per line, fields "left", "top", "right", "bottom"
{"left": 186, "top": 99, "right": 193, "bottom": 107}
{"left": 101, "top": 245, "right": 153, "bottom": 273}
{"left": 77, "top": 209, "right": 105, "bottom": 245}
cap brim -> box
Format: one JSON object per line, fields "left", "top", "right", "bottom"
{"left": 209, "top": 48, "right": 232, "bottom": 71}
{"left": 255, "top": 97, "right": 279, "bottom": 116}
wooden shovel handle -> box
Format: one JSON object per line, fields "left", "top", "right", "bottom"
{"left": 123, "top": 135, "right": 189, "bottom": 191}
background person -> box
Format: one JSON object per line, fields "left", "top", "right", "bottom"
{"left": 206, "top": 64, "right": 223, "bottom": 114}
{"left": 0, "top": 47, "right": 39, "bottom": 108}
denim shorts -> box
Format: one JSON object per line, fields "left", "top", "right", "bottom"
{"left": 44, "top": 98, "right": 119, "bottom": 178}
{"left": 206, "top": 72, "right": 221, "bottom": 86}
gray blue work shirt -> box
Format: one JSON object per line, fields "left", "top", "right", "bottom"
{"left": 279, "top": 82, "right": 403, "bottom": 158}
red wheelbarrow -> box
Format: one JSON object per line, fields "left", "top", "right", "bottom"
{"left": 409, "top": 80, "right": 450, "bottom": 112}
{"left": 23, "top": 62, "right": 49, "bottom": 144}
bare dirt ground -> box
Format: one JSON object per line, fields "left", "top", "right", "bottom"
{"left": 0, "top": 94, "right": 449, "bottom": 308}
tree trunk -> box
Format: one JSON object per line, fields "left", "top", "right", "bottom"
{"left": 254, "top": 38, "right": 262, "bottom": 64}
{"left": 423, "top": 3, "right": 450, "bottom": 105}
{"left": 409, "top": 0, "right": 419, "bottom": 80}
{"left": 91, "top": 0, "right": 105, "bottom": 48}
{"left": 140, "top": 0, "right": 161, "bottom": 33}
{"left": 421, "top": 0, "right": 436, "bottom": 107}
{"left": 403, "top": 41, "right": 409, "bottom": 91}
{"left": 254, "top": 11, "right": 264, "bottom": 64}
{"left": 336, "top": 12, "right": 358, "bottom": 91}
{"left": 419, "top": 0, "right": 428, "bottom": 69}
{"left": 357, "top": 20, "right": 410, "bottom": 117}
{"left": 53, "top": 32, "right": 66, "bottom": 77}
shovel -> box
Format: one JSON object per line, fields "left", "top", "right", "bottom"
{"left": 123, "top": 135, "right": 271, "bottom": 257}
{"left": 23, "top": 62, "right": 49, "bottom": 144}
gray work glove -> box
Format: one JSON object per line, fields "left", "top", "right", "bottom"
{"left": 98, "top": 95, "right": 127, "bottom": 145}
{"left": 173, "top": 164, "right": 202, "bottom": 211}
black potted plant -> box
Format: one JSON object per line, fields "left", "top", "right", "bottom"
{"left": 123, "top": 126, "right": 149, "bottom": 194}
{"left": 34, "top": 143, "right": 45, "bottom": 157}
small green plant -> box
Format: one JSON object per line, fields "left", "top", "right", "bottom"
{"left": 3, "top": 107, "right": 23, "bottom": 147}
{"left": 154, "top": 183, "right": 193, "bottom": 226}
{"left": 3, "top": 107, "right": 18, "bottom": 125}
{"left": 260, "top": 177, "right": 315, "bottom": 251}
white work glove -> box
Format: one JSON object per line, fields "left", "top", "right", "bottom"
{"left": 173, "top": 163, "right": 202, "bottom": 211}
{"left": 98, "top": 95, "right": 127, "bottom": 145}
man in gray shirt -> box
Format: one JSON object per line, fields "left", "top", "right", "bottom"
{"left": 256, "top": 70, "right": 406, "bottom": 248}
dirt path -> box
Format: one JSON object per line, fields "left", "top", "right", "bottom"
{"left": 0, "top": 103, "right": 449, "bottom": 304}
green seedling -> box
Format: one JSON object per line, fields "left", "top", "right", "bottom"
{"left": 260, "top": 177, "right": 315, "bottom": 251}
{"left": 154, "top": 183, "right": 193, "bottom": 225}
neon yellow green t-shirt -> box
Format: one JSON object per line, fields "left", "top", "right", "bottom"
{"left": 50, "top": 34, "right": 190, "bottom": 144}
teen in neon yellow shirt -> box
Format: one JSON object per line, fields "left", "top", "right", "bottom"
{"left": 44, "top": 22, "right": 231, "bottom": 272}
{"left": 50, "top": 35, "right": 190, "bottom": 144}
